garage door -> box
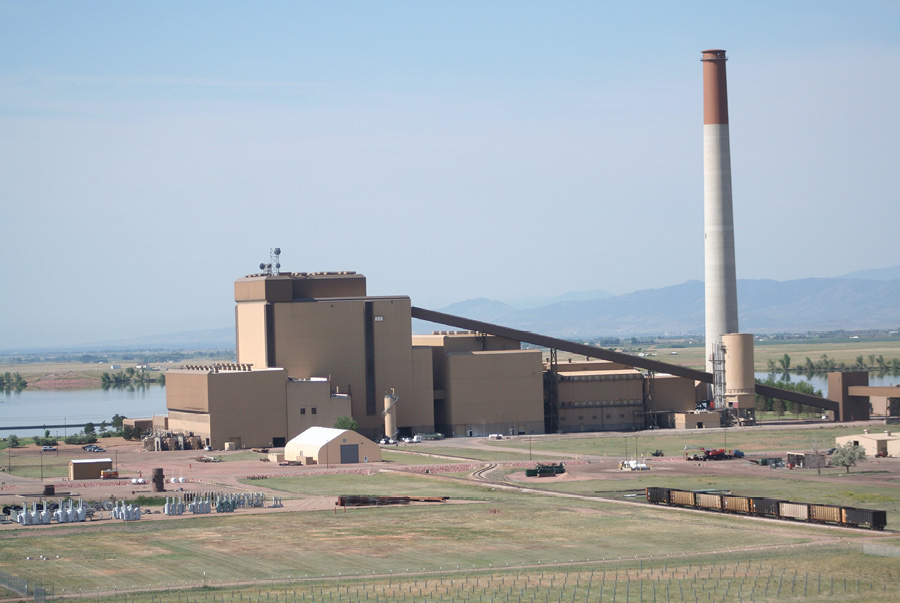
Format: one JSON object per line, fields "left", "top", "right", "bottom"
{"left": 340, "top": 444, "right": 359, "bottom": 464}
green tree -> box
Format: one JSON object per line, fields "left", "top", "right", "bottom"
{"left": 111, "top": 414, "right": 126, "bottom": 429}
{"left": 333, "top": 416, "right": 359, "bottom": 431}
{"left": 44, "top": 429, "right": 50, "bottom": 438}
{"left": 83, "top": 422, "right": 96, "bottom": 436}
{"left": 855, "top": 355, "right": 866, "bottom": 370}
{"left": 8, "top": 434, "right": 20, "bottom": 447}
{"left": 831, "top": 442, "right": 866, "bottom": 473}
{"left": 772, "top": 399, "right": 786, "bottom": 417}
{"left": 778, "top": 354, "right": 791, "bottom": 372}
{"left": 766, "top": 359, "right": 777, "bottom": 375}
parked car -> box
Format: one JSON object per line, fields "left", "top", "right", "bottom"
{"left": 41, "top": 445, "right": 56, "bottom": 452}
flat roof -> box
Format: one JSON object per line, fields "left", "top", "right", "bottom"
{"left": 70, "top": 458, "right": 113, "bottom": 464}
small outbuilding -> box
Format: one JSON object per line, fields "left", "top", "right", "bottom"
{"left": 835, "top": 430, "right": 900, "bottom": 457}
{"left": 68, "top": 458, "right": 113, "bottom": 480}
{"left": 674, "top": 411, "right": 721, "bottom": 429}
{"left": 284, "top": 427, "right": 381, "bottom": 465}
{"left": 786, "top": 452, "right": 827, "bottom": 469}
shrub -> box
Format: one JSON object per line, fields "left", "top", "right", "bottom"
{"left": 63, "top": 434, "right": 98, "bottom": 445}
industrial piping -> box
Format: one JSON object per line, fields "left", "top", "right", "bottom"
{"left": 702, "top": 49, "right": 740, "bottom": 371}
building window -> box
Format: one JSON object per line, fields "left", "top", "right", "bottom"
{"left": 592, "top": 415, "right": 597, "bottom": 420}
{"left": 605, "top": 414, "right": 611, "bottom": 419}
{"left": 312, "top": 408, "right": 317, "bottom": 415}
{"left": 300, "top": 408, "right": 306, "bottom": 415}
{"left": 620, "top": 413, "right": 625, "bottom": 418}
{"left": 374, "top": 316, "right": 384, "bottom": 322}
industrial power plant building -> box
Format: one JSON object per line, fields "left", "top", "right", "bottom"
{"left": 163, "top": 270, "right": 702, "bottom": 449}
{"left": 159, "top": 50, "right": 859, "bottom": 451}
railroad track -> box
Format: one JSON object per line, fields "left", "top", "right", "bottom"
{"left": 471, "top": 463, "right": 497, "bottom": 481}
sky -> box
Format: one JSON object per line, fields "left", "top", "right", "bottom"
{"left": 1, "top": 1, "right": 899, "bottom": 350}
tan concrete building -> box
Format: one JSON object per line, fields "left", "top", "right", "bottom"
{"left": 413, "top": 331, "right": 543, "bottom": 436}
{"left": 162, "top": 269, "right": 699, "bottom": 448}
{"left": 284, "top": 427, "right": 381, "bottom": 465}
{"left": 233, "top": 272, "right": 428, "bottom": 440}
{"left": 835, "top": 430, "right": 900, "bottom": 458}
{"left": 674, "top": 411, "right": 721, "bottom": 429}
{"left": 166, "top": 365, "right": 351, "bottom": 449}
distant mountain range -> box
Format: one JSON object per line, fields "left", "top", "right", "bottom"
{"left": 415, "top": 270, "right": 900, "bottom": 339}
{"left": 18, "top": 267, "right": 900, "bottom": 352}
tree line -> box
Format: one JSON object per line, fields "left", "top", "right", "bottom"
{"left": 755, "top": 376, "right": 824, "bottom": 417}
{"left": 4, "top": 414, "right": 143, "bottom": 448}
{"left": 100, "top": 368, "right": 165, "bottom": 387}
{"left": 767, "top": 353, "right": 900, "bottom": 375}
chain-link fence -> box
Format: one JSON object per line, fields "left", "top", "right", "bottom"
{"left": 0, "top": 568, "right": 53, "bottom": 601}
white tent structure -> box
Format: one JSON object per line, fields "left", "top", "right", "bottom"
{"left": 284, "top": 426, "right": 381, "bottom": 465}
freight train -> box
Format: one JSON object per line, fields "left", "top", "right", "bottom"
{"left": 646, "top": 487, "right": 886, "bottom": 530}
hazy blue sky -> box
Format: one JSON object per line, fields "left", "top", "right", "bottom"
{"left": 2, "top": 1, "right": 898, "bottom": 350}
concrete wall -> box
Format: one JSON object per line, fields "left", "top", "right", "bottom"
{"left": 405, "top": 346, "right": 436, "bottom": 435}
{"left": 444, "top": 349, "right": 543, "bottom": 437}
{"left": 236, "top": 301, "right": 268, "bottom": 369}
{"left": 262, "top": 297, "right": 417, "bottom": 438}
{"left": 167, "top": 368, "right": 290, "bottom": 449}
{"left": 556, "top": 370, "right": 644, "bottom": 432}
{"left": 651, "top": 375, "right": 697, "bottom": 413}
{"left": 286, "top": 379, "right": 352, "bottom": 436}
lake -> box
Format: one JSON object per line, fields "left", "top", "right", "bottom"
{"left": 0, "top": 385, "right": 167, "bottom": 439}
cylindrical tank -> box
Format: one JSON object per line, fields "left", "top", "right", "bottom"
{"left": 383, "top": 391, "right": 398, "bottom": 439}
{"left": 723, "top": 333, "right": 755, "bottom": 407}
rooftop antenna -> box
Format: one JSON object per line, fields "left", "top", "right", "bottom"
{"left": 258, "top": 248, "right": 282, "bottom": 276}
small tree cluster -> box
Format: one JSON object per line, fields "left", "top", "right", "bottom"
{"left": 0, "top": 372, "right": 27, "bottom": 390}
{"left": 333, "top": 416, "right": 359, "bottom": 431}
{"left": 63, "top": 434, "right": 98, "bottom": 445}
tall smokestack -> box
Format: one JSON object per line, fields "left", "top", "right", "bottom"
{"left": 702, "top": 49, "right": 739, "bottom": 372}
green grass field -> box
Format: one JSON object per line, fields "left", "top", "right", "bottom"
{"left": 2, "top": 463, "right": 897, "bottom": 601}
{"left": 487, "top": 424, "right": 871, "bottom": 458}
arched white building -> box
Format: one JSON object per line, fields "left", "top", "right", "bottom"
{"left": 284, "top": 427, "right": 381, "bottom": 465}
